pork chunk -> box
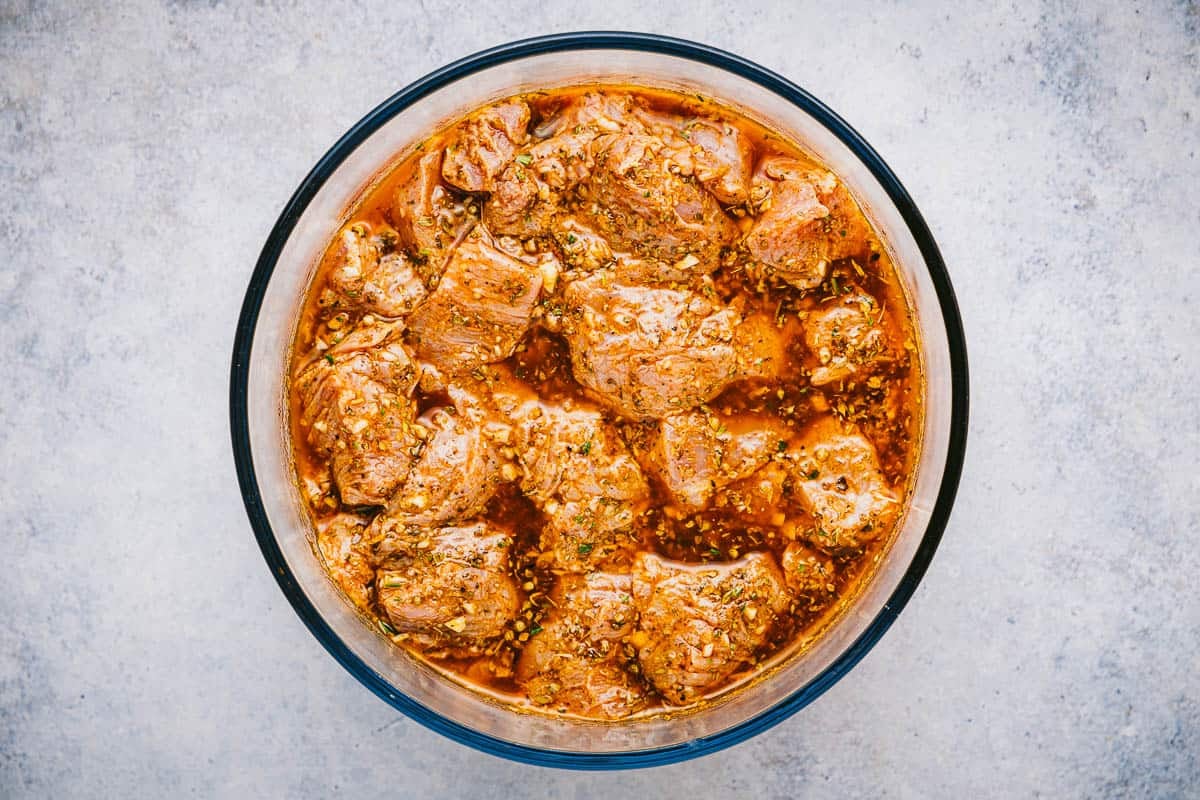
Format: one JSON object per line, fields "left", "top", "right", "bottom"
{"left": 535, "top": 91, "right": 642, "bottom": 138}
{"left": 713, "top": 462, "right": 793, "bottom": 528}
{"left": 483, "top": 129, "right": 597, "bottom": 238}
{"left": 507, "top": 398, "right": 649, "bottom": 571}
{"left": 392, "top": 149, "right": 475, "bottom": 272}
{"left": 632, "top": 552, "right": 789, "bottom": 704}
{"left": 640, "top": 410, "right": 785, "bottom": 512}
{"left": 583, "top": 132, "right": 738, "bottom": 270}
{"left": 405, "top": 231, "right": 543, "bottom": 375}
{"left": 483, "top": 92, "right": 633, "bottom": 238}
{"left": 793, "top": 417, "right": 899, "bottom": 552}
{"left": 744, "top": 157, "right": 872, "bottom": 290}
{"left": 325, "top": 222, "right": 428, "bottom": 318}
{"left": 733, "top": 312, "right": 790, "bottom": 381}
{"left": 780, "top": 542, "right": 836, "bottom": 601}
{"left": 375, "top": 521, "right": 519, "bottom": 653}
{"left": 294, "top": 321, "right": 420, "bottom": 506}
{"left": 442, "top": 99, "right": 531, "bottom": 193}
{"left": 516, "top": 572, "right": 647, "bottom": 718}
{"left": 482, "top": 93, "right": 652, "bottom": 241}
{"left": 381, "top": 401, "right": 503, "bottom": 526}
{"left": 638, "top": 109, "right": 755, "bottom": 207}
{"left": 550, "top": 216, "right": 703, "bottom": 286}
{"left": 562, "top": 273, "right": 741, "bottom": 419}
{"left": 552, "top": 217, "right": 615, "bottom": 272}
{"left": 803, "top": 292, "right": 892, "bottom": 387}
{"left": 681, "top": 118, "right": 755, "bottom": 207}
{"left": 315, "top": 514, "right": 375, "bottom": 610}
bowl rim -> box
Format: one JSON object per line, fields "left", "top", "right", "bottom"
{"left": 229, "top": 30, "right": 969, "bottom": 770}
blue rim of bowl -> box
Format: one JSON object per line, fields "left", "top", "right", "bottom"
{"left": 229, "top": 31, "right": 970, "bottom": 770}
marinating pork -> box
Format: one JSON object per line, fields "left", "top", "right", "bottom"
{"left": 289, "top": 86, "right": 920, "bottom": 720}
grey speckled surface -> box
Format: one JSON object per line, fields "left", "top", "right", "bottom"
{"left": 2, "top": 1, "right": 1198, "bottom": 797}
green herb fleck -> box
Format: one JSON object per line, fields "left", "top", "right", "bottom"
{"left": 529, "top": 623, "right": 543, "bottom": 635}
{"left": 577, "top": 542, "right": 594, "bottom": 556}
{"left": 323, "top": 354, "right": 335, "bottom": 365}
{"left": 378, "top": 619, "right": 397, "bottom": 636}
{"left": 579, "top": 440, "right": 592, "bottom": 455}
{"left": 777, "top": 439, "right": 788, "bottom": 453}
{"left": 515, "top": 153, "right": 533, "bottom": 166}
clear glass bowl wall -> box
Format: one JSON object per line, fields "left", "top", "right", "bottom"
{"left": 236, "top": 41, "right": 963, "bottom": 764}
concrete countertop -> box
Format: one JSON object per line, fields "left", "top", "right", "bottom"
{"left": 2, "top": 1, "right": 1197, "bottom": 797}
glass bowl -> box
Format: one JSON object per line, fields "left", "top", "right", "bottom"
{"left": 229, "top": 31, "right": 969, "bottom": 769}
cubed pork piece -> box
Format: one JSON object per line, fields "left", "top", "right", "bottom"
{"left": 324, "top": 222, "right": 428, "bottom": 318}
{"left": 639, "top": 410, "right": 787, "bottom": 512}
{"left": 551, "top": 217, "right": 615, "bottom": 272}
{"left": 678, "top": 118, "right": 756, "bottom": 207}
{"left": 712, "top": 462, "right": 793, "bottom": 528}
{"left": 391, "top": 149, "right": 476, "bottom": 272}
{"left": 506, "top": 398, "right": 649, "bottom": 571}
{"left": 637, "top": 108, "right": 756, "bottom": 207}
{"left": 550, "top": 216, "right": 704, "bottom": 286}
{"left": 792, "top": 417, "right": 899, "bottom": 552}
{"left": 315, "top": 514, "right": 375, "bottom": 610}
{"left": 405, "top": 231, "right": 543, "bottom": 375}
{"left": 380, "top": 402, "right": 503, "bottom": 527}
{"left": 744, "top": 156, "right": 872, "bottom": 290}
{"left": 582, "top": 132, "right": 738, "bottom": 272}
{"left": 732, "top": 312, "right": 790, "bottom": 381}
{"left": 803, "top": 291, "right": 893, "bottom": 387}
{"left": 516, "top": 572, "right": 647, "bottom": 718}
{"left": 375, "top": 521, "right": 520, "bottom": 654}
{"left": 632, "top": 552, "right": 789, "bottom": 704}
{"left": 293, "top": 321, "right": 421, "bottom": 506}
{"left": 534, "top": 91, "right": 643, "bottom": 139}
{"left": 482, "top": 127, "right": 597, "bottom": 238}
{"left": 562, "top": 273, "right": 741, "bottom": 420}
{"left": 780, "top": 541, "right": 837, "bottom": 601}
{"left": 441, "top": 99, "right": 531, "bottom": 193}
